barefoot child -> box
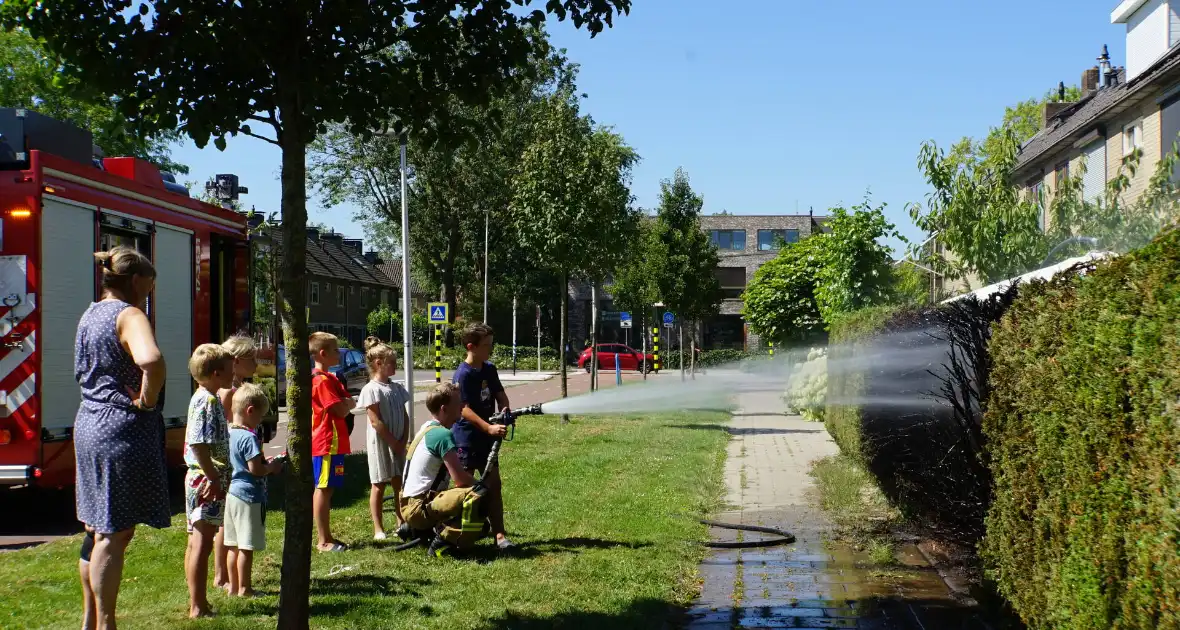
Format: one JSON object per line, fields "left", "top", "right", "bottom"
{"left": 183, "top": 344, "right": 235, "bottom": 618}
{"left": 214, "top": 335, "right": 259, "bottom": 592}
{"left": 224, "top": 382, "right": 283, "bottom": 597}
{"left": 358, "top": 337, "right": 412, "bottom": 540}
{"left": 310, "top": 332, "right": 354, "bottom": 552}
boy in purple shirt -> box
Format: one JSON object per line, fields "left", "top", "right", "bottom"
{"left": 451, "top": 322, "right": 514, "bottom": 551}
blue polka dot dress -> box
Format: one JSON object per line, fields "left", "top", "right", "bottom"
{"left": 74, "top": 300, "right": 171, "bottom": 533}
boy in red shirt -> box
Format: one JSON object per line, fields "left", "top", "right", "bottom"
{"left": 310, "top": 332, "right": 355, "bottom": 552}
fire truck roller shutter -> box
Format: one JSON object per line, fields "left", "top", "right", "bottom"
{"left": 40, "top": 196, "right": 96, "bottom": 435}
{"left": 153, "top": 223, "right": 193, "bottom": 427}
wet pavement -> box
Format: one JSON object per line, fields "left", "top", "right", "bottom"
{"left": 685, "top": 389, "right": 991, "bottom": 629}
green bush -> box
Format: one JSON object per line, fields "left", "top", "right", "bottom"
{"left": 823, "top": 305, "right": 902, "bottom": 456}
{"left": 983, "top": 228, "right": 1180, "bottom": 629}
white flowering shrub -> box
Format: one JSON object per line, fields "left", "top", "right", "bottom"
{"left": 785, "top": 346, "right": 827, "bottom": 422}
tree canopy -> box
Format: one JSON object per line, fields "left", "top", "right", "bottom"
{"left": 744, "top": 199, "right": 902, "bottom": 343}
{"left": 610, "top": 168, "right": 720, "bottom": 327}
{"left": 309, "top": 41, "right": 578, "bottom": 336}
{"left": 912, "top": 87, "right": 1081, "bottom": 283}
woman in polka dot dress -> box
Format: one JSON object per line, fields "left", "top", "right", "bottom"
{"left": 74, "top": 246, "right": 168, "bottom": 630}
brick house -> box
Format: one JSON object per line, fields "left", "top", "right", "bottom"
{"left": 375, "top": 259, "right": 429, "bottom": 312}
{"left": 248, "top": 218, "right": 407, "bottom": 349}
{"left": 303, "top": 227, "right": 400, "bottom": 347}
{"left": 1013, "top": 1, "right": 1180, "bottom": 220}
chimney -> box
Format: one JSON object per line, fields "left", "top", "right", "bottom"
{"left": 1082, "top": 67, "right": 1100, "bottom": 93}
{"left": 364, "top": 251, "right": 380, "bottom": 264}
{"left": 1105, "top": 67, "right": 1121, "bottom": 88}
{"left": 307, "top": 227, "right": 320, "bottom": 241}
{"left": 1098, "top": 45, "right": 1112, "bottom": 88}
{"left": 343, "top": 238, "right": 363, "bottom": 255}
{"left": 1043, "top": 101, "right": 1072, "bottom": 128}
{"left": 321, "top": 231, "right": 344, "bottom": 245}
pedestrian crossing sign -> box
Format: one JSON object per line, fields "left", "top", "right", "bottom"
{"left": 427, "top": 302, "right": 448, "bottom": 324}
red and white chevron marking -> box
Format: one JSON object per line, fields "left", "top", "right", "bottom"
{"left": 0, "top": 255, "right": 36, "bottom": 423}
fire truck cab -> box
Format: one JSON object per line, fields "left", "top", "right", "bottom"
{"left": 0, "top": 108, "right": 250, "bottom": 488}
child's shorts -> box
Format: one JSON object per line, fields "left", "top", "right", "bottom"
{"left": 224, "top": 495, "right": 266, "bottom": 551}
{"left": 312, "top": 454, "right": 346, "bottom": 489}
{"left": 184, "top": 469, "right": 225, "bottom": 532}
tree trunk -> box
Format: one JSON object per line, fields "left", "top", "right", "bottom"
{"left": 276, "top": 134, "right": 313, "bottom": 630}
{"left": 679, "top": 322, "right": 684, "bottom": 381}
{"left": 690, "top": 322, "right": 696, "bottom": 380}
{"left": 560, "top": 270, "right": 569, "bottom": 424}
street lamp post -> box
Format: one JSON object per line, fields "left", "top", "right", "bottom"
{"left": 400, "top": 137, "right": 415, "bottom": 432}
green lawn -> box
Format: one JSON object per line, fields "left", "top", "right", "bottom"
{"left": 0, "top": 412, "right": 729, "bottom": 629}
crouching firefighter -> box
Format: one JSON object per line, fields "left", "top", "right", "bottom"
{"left": 397, "top": 383, "right": 487, "bottom": 557}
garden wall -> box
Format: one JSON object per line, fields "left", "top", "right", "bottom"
{"left": 982, "top": 228, "right": 1180, "bottom": 629}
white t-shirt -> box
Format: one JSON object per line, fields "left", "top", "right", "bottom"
{"left": 402, "top": 421, "right": 455, "bottom": 498}
{"left": 356, "top": 378, "right": 411, "bottom": 441}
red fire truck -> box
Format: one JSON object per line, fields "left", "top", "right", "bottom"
{"left": 0, "top": 109, "right": 250, "bottom": 488}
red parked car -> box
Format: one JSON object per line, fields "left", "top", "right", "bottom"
{"left": 579, "top": 344, "right": 656, "bottom": 373}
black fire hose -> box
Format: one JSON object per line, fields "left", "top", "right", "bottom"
{"left": 697, "top": 519, "right": 796, "bottom": 548}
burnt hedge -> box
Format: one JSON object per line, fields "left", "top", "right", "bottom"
{"left": 825, "top": 289, "right": 1015, "bottom": 545}
{"left": 982, "top": 229, "right": 1180, "bottom": 629}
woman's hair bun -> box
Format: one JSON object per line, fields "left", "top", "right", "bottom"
{"left": 363, "top": 336, "right": 381, "bottom": 351}
{"left": 93, "top": 251, "right": 113, "bottom": 271}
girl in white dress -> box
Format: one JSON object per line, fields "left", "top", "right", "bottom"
{"left": 359, "top": 337, "right": 412, "bottom": 540}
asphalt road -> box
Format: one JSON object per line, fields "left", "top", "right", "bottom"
{"left": 0, "top": 367, "right": 673, "bottom": 550}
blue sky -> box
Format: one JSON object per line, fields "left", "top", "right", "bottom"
{"left": 171, "top": 0, "right": 1128, "bottom": 254}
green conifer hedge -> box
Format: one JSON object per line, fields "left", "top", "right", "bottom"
{"left": 983, "top": 228, "right": 1180, "bottom": 629}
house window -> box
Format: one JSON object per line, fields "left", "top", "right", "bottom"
{"left": 1054, "top": 161, "right": 1070, "bottom": 189}
{"left": 715, "top": 267, "right": 746, "bottom": 300}
{"left": 337, "top": 285, "right": 345, "bottom": 307}
{"left": 1163, "top": 97, "right": 1180, "bottom": 182}
{"left": 709, "top": 229, "right": 746, "bottom": 251}
{"left": 381, "top": 289, "right": 390, "bottom": 306}
{"left": 757, "top": 229, "right": 800, "bottom": 251}
{"left": 1031, "top": 181, "right": 1046, "bottom": 231}
{"left": 1123, "top": 119, "right": 1143, "bottom": 156}
{"left": 360, "top": 287, "right": 368, "bottom": 309}
{"left": 310, "top": 282, "right": 320, "bottom": 306}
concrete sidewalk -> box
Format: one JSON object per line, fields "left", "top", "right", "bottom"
{"left": 686, "top": 389, "right": 989, "bottom": 629}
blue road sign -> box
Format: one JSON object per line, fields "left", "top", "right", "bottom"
{"left": 619, "top": 311, "right": 632, "bottom": 328}
{"left": 427, "top": 302, "right": 449, "bottom": 325}
{"left": 663, "top": 311, "right": 675, "bottom": 328}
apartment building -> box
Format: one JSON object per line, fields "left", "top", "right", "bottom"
{"left": 697, "top": 214, "right": 829, "bottom": 350}
{"left": 1013, "top": 0, "right": 1180, "bottom": 217}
